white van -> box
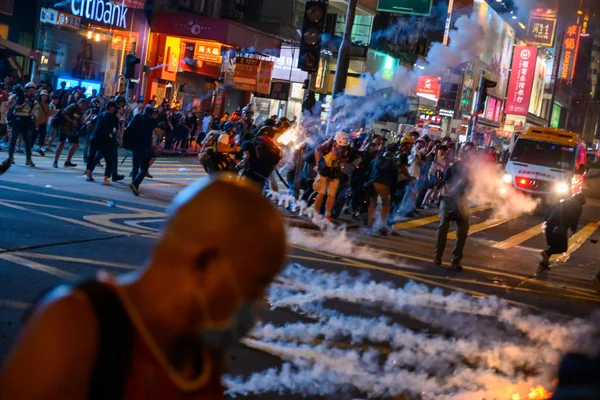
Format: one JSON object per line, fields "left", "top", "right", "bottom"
{"left": 503, "top": 128, "right": 586, "bottom": 205}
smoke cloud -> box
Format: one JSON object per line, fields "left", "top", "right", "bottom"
{"left": 225, "top": 264, "right": 597, "bottom": 399}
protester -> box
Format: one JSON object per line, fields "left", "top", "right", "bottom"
{"left": 365, "top": 147, "right": 398, "bottom": 234}
{"left": 422, "top": 144, "right": 449, "bottom": 208}
{"left": 399, "top": 136, "right": 425, "bottom": 217}
{"left": 237, "top": 125, "right": 282, "bottom": 189}
{"left": 127, "top": 106, "right": 159, "bottom": 196}
{"left": 0, "top": 176, "right": 286, "bottom": 400}
{"left": 53, "top": 98, "right": 88, "bottom": 168}
{"left": 539, "top": 194, "right": 586, "bottom": 270}
{"left": 8, "top": 82, "right": 36, "bottom": 166}
{"left": 434, "top": 142, "right": 475, "bottom": 271}
{"left": 32, "top": 89, "right": 53, "bottom": 156}
{"left": 84, "top": 101, "right": 120, "bottom": 185}
{"left": 313, "top": 131, "right": 351, "bottom": 221}
{"left": 388, "top": 136, "right": 414, "bottom": 226}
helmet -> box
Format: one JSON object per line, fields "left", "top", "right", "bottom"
{"left": 24, "top": 82, "right": 36, "bottom": 89}
{"left": 400, "top": 136, "right": 416, "bottom": 145}
{"left": 223, "top": 122, "right": 237, "bottom": 133}
{"left": 334, "top": 131, "right": 350, "bottom": 147}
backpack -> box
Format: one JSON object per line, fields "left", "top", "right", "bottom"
{"left": 122, "top": 114, "right": 141, "bottom": 150}
{"left": 200, "top": 131, "right": 221, "bottom": 152}
{"left": 253, "top": 135, "right": 282, "bottom": 167}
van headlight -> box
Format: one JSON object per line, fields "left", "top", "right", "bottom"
{"left": 555, "top": 183, "right": 569, "bottom": 193}
{"left": 503, "top": 174, "right": 512, "bottom": 184}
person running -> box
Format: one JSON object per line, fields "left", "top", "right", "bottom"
{"left": 539, "top": 194, "right": 586, "bottom": 270}
{"left": 84, "top": 101, "right": 120, "bottom": 185}
{"left": 53, "top": 98, "right": 88, "bottom": 168}
{"left": 434, "top": 142, "right": 475, "bottom": 271}
{"left": 0, "top": 176, "right": 286, "bottom": 400}
{"left": 8, "top": 82, "right": 36, "bottom": 166}
{"left": 128, "top": 106, "right": 159, "bottom": 196}
{"left": 313, "top": 131, "right": 350, "bottom": 221}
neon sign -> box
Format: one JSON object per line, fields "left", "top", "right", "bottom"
{"left": 71, "top": 0, "right": 129, "bottom": 29}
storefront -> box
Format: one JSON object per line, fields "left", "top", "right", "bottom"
{"left": 144, "top": 11, "right": 281, "bottom": 113}
{"left": 37, "top": 0, "right": 149, "bottom": 97}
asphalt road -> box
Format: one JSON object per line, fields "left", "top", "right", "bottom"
{"left": 1, "top": 152, "right": 599, "bottom": 399}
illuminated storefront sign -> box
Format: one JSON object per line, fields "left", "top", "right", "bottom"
{"left": 560, "top": 24, "right": 581, "bottom": 80}
{"left": 581, "top": 15, "right": 589, "bottom": 37}
{"left": 416, "top": 76, "right": 441, "bottom": 101}
{"left": 233, "top": 57, "right": 274, "bottom": 94}
{"left": 112, "top": 31, "right": 139, "bottom": 51}
{"left": 71, "top": 0, "right": 129, "bottom": 29}
{"left": 505, "top": 46, "right": 537, "bottom": 116}
{"left": 377, "top": 0, "right": 433, "bottom": 16}
{"left": 438, "top": 108, "right": 454, "bottom": 118}
{"left": 194, "top": 41, "right": 222, "bottom": 63}
{"left": 550, "top": 103, "right": 561, "bottom": 128}
{"left": 526, "top": 17, "right": 556, "bottom": 47}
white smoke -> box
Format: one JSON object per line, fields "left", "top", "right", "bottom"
{"left": 224, "top": 264, "right": 597, "bottom": 399}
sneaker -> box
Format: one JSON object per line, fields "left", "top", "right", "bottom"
{"left": 145, "top": 172, "right": 153, "bottom": 179}
{"left": 129, "top": 183, "right": 140, "bottom": 196}
{"left": 82, "top": 174, "right": 94, "bottom": 182}
{"left": 52, "top": 161, "right": 58, "bottom": 168}
{"left": 64, "top": 161, "right": 77, "bottom": 167}
{"left": 112, "top": 174, "right": 125, "bottom": 182}
{"left": 450, "top": 262, "right": 463, "bottom": 271}
{"left": 25, "top": 159, "right": 35, "bottom": 167}
{"left": 37, "top": 149, "right": 45, "bottom": 157}
{"left": 102, "top": 179, "right": 112, "bottom": 186}
{"left": 433, "top": 258, "right": 442, "bottom": 266}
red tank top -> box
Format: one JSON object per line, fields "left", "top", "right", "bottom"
{"left": 105, "top": 280, "right": 225, "bottom": 400}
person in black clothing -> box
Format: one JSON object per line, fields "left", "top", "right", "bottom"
{"left": 128, "top": 106, "right": 159, "bottom": 196}
{"left": 539, "top": 194, "right": 586, "bottom": 270}
{"left": 237, "top": 130, "right": 277, "bottom": 189}
{"left": 84, "top": 102, "right": 120, "bottom": 185}
{"left": 434, "top": 142, "right": 475, "bottom": 271}
{"left": 365, "top": 147, "right": 398, "bottom": 234}
{"left": 164, "top": 109, "right": 178, "bottom": 150}
{"left": 387, "top": 137, "right": 413, "bottom": 226}
{"left": 8, "top": 82, "right": 36, "bottom": 166}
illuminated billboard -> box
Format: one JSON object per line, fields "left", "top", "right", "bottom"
{"left": 416, "top": 76, "right": 441, "bottom": 101}
{"left": 377, "top": 0, "right": 432, "bottom": 16}
{"left": 560, "top": 24, "right": 581, "bottom": 80}
{"left": 505, "top": 46, "right": 538, "bottom": 116}
{"left": 526, "top": 17, "right": 556, "bottom": 47}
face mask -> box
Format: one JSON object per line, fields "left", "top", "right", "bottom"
{"left": 198, "top": 262, "right": 263, "bottom": 350}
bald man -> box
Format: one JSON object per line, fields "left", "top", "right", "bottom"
{"left": 0, "top": 175, "right": 287, "bottom": 400}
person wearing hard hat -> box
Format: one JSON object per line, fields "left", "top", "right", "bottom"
{"left": 0, "top": 175, "right": 287, "bottom": 399}
{"left": 313, "top": 131, "right": 351, "bottom": 222}
{"left": 8, "top": 82, "right": 37, "bottom": 167}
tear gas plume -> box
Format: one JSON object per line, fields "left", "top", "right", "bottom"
{"left": 466, "top": 157, "right": 540, "bottom": 219}
{"left": 225, "top": 264, "right": 596, "bottom": 398}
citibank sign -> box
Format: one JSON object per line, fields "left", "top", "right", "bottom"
{"left": 71, "top": 0, "right": 129, "bottom": 29}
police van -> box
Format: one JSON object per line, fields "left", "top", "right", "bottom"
{"left": 503, "top": 128, "right": 586, "bottom": 205}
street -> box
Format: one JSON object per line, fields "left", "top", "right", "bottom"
{"left": 1, "top": 151, "right": 599, "bottom": 399}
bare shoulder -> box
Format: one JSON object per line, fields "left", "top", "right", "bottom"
{"left": 0, "top": 285, "right": 99, "bottom": 400}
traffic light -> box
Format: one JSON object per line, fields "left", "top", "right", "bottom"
{"left": 298, "top": 0, "right": 327, "bottom": 73}
{"left": 124, "top": 54, "right": 141, "bottom": 79}
{"left": 476, "top": 76, "right": 497, "bottom": 114}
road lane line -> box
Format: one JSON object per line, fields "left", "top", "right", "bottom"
{"left": 553, "top": 221, "right": 600, "bottom": 263}
{"left": 492, "top": 223, "right": 544, "bottom": 250}
{"left": 0, "top": 253, "right": 77, "bottom": 280}
{"left": 448, "top": 216, "right": 516, "bottom": 240}
{"left": 0, "top": 300, "right": 31, "bottom": 310}
{"left": 392, "top": 204, "right": 491, "bottom": 230}
{"left": 1, "top": 200, "right": 75, "bottom": 210}
{"left": 83, "top": 213, "right": 163, "bottom": 234}
{"left": 15, "top": 252, "right": 136, "bottom": 270}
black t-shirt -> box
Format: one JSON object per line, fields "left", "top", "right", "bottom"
{"left": 91, "top": 111, "right": 119, "bottom": 141}
{"left": 441, "top": 161, "right": 470, "bottom": 200}
{"left": 136, "top": 115, "right": 158, "bottom": 149}
{"left": 241, "top": 140, "right": 273, "bottom": 180}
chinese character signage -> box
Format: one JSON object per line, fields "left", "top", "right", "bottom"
{"left": 256, "top": 61, "right": 274, "bottom": 95}
{"left": 560, "top": 24, "right": 581, "bottom": 80}
{"left": 232, "top": 57, "right": 274, "bottom": 94}
{"left": 57, "top": 11, "right": 81, "bottom": 29}
{"left": 416, "top": 76, "right": 441, "bottom": 100}
{"left": 506, "top": 46, "right": 538, "bottom": 116}
{"left": 377, "top": 0, "right": 433, "bottom": 16}
{"left": 526, "top": 17, "right": 556, "bottom": 47}
{"left": 581, "top": 15, "right": 589, "bottom": 37}
{"left": 194, "top": 41, "right": 222, "bottom": 64}
{"left": 271, "top": 46, "right": 307, "bottom": 83}
{"left": 112, "top": 32, "right": 139, "bottom": 51}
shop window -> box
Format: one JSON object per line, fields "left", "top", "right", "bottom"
{"left": 0, "top": 0, "right": 14, "bottom": 16}
{"left": 334, "top": 14, "right": 373, "bottom": 45}
{"left": 0, "top": 23, "right": 8, "bottom": 39}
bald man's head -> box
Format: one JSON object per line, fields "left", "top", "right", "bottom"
{"left": 152, "top": 175, "right": 287, "bottom": 331}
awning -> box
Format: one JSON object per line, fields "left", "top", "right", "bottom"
{"left": 0, "top": 38, "right": 38, "bottom": 60}
{"left": 152, "top": 12, "right": 281, "bottom": 57}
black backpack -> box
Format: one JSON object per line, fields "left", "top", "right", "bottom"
{"left": 253, "top": 135, "right": 282, "bottom": 167}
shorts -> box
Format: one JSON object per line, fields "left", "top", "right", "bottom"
{"left": 313, "top": 174, "right": 340, "bottom": 196}
{"left": 59, "top": 133, "right": 79, "bottom": 144}
{"left": 0, "top": 124, "right": 6, "bottom": 138}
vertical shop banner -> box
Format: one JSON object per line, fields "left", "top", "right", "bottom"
{"left": 161, "top": 36, "right": 181, "bottom": 81}
{"left": 526, "top": 17, "right": 556, "bottom": 47}
{"left": 581, "top": 15, "right": 590, "bottom": 37}
{"left": 416, "top": 76, "right": 441, "bottom": 100}
{"left": 505, "top": 46, "right": 538, "bottom": 116}
{"left": 233, "top": 57, "right": 259, "bottom": 91}
{"left": 560, "top": 24, "right": 581, "bottom": 80}
{"left": 256, "top": 60, "right": 274, "bottom": 95}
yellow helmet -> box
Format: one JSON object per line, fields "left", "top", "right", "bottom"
{"left": 400, "top": 136, "right": 416, "bottom": 145}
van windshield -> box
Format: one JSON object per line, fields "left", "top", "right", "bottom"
{"left": 510, "top": 139, "right": 576, "bottom": 170}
